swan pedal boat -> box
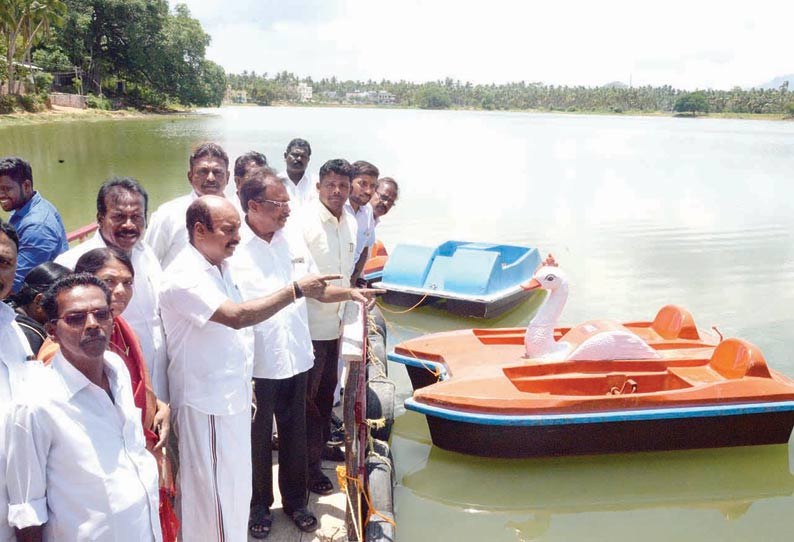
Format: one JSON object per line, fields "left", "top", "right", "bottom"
{"left": 389, "top": 305, "right": 794, "bottom": 458}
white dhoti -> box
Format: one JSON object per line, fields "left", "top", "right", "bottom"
{"left": 174, "top": 406, "right": 252, "bottom": 542}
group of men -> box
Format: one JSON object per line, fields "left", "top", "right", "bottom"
{"left": 0, "top": 139, "right": 400, "bottom": 541}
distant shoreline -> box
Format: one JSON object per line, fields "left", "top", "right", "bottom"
{"left": 1, "top": 102, "right": 790, "bottom": 126}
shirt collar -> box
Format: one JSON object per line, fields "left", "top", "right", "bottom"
{"left": 50, "top": 349, "right": 121, "bottom": 401}
{"left": 317, "top": 199, "right": 344, "bottom": 224}
{"left": 186, "top": 242, "right": 229, "bottom": 275}
{"left": 10, "top": 191, "right": 40, "bottom": 219}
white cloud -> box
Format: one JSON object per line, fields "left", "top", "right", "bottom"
{"left": 175, "top": 0, "right": 794, "bottom": 89}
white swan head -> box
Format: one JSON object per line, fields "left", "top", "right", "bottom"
{"left": 520, "top": 253, "right": 568, "bottom": 294}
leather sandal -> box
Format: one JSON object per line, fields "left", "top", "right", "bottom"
{"left": 248, "top": 505, "right": 272, "bottom": 539}
{"left": 286, "top": 507, "right": 319, "bottom": 533}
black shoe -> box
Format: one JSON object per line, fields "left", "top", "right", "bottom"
{"left": 321, "top": 444, "right": 345, "bottom": 462}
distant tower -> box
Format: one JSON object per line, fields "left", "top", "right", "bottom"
{"left": 629, "top": 73, "right": 633, "bottom": 88}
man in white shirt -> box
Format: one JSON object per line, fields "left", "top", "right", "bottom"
{"left": 278, "top": 138, "right": 316, "bottom": 207}
{"left": 230, "top": 169, "right": 381, "bottom": 538}
{"left": 225, "top": 151, "right": 268, "bottom": 214}
{"left": 145, "top": 142, "right": 230, "bottom": 269}
{"left": 159, "top": 195, "right": 342, "bottom": 542}
{"left": 0, "top": 220, "right": 36, "bottom": 542}
{"left": 5, "top": 273, "right": 162, "bottom": 542}
{"left": 346, "top": 160, "right": 379, "bottom": 286}
{"left": 56, "top": 177, "right": 169, "bottom": 400}
{"left": 371, "top": 177, "right": 400, "bottom": 225}
{"left": 296, "top": 158, "right": 361, "bottom": 495}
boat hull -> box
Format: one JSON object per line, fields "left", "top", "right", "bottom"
{"left": 407, "top": 399, "right": 794, "bottom": 458}
{"left": 381, "top": 286, "right": 533, "bottom": 318}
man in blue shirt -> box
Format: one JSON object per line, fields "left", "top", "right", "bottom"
{"left": 0, "top": 156, "right": 69, "bottom": 294}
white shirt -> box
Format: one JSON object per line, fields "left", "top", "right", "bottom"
{"left": 297, "top": 199, "right": 357, "bottom": 340}
{"left": 0, "top": 304, "right": 34, "bottom": 542}
{"left": 160, "top": 244, "right": 253, "bottom": 415}
{"left": 278, "top": 171, "right": 317, "bottom": 208}
{"left": 55, "top": 233, "right": 170, "bottom": 401}
{"left": 5, "top": 350, "right": 162, "bottom": 542}
{"left": 144, "top": 192, "right": 197, "bottom": 269}
{"left": 345, "top": 202, "right": 376, "bottom": 267}
{"left": 231, "top": 224, "right": 316, "bottom": 379}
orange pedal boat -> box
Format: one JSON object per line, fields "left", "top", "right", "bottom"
{"left": 389, "top": 258, "right": 794, "bottom": 458}
{"left": 391, "top": 321, "right": 794, "bottom": 457}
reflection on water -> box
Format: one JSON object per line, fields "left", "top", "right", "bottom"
{"left": 3, "top": 107, "right": 794, "bottom": 541}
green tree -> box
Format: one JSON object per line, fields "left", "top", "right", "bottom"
{"left": 0, "top": 0, "right": 65, "bottom": 94}
{"left": 417, "top": 85, "right": 451, "bottom": 109}
{"left": 673, "top": 91, "right": 710, "bottom": 115}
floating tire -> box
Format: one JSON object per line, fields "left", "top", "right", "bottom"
{"left": 366, "top": 377, "right": 395, "bottom": 442}
{"left": 365, "top": 439, "right": 395, "bottom": 542}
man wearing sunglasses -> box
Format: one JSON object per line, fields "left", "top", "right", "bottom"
{"left": 5, "top": 273, "right": 162, "bottom": 542}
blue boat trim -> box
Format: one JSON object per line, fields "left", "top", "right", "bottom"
{"left": 388, "top": 352, "right": 449, "bottom": 380}
{"left": 404, "top": 397, "right": 794, "bottom": 426}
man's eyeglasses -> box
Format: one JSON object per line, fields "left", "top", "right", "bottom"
{"left": 51, "top": 308, "right": 113, "bottom": 327}
{"left": 376, "top": 193, "right": 396, "bottom": 207}
{"left": 255, "top": 199, "right": 290, "bottom": 209}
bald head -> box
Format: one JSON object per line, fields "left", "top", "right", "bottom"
{"left": 187, "top": 195, "right": 241, "bottom": 266}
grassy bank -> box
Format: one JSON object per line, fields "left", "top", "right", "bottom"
{"left": 0, "top": 105, "right": 194, "bottom": 128}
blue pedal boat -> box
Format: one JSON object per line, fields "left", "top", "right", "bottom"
{"left": 373, "top": 240, "right": 542, "bottom": 318}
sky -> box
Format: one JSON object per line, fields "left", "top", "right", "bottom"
{"left": 173, "top": 0, "right": 793, "bottom": 90}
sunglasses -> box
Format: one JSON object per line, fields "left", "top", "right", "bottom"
{"left": 52, "top": 307, "right": 113, "bottom": 327}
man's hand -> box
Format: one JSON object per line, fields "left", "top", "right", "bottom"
{"left": 297, "top": 273, "right": 343, "bottom": 299}
{"left": 350, "top": 287, "right": 386, "bottom": 310}
{"left": 153, "top": 400, "right": 171, "bottom": 451}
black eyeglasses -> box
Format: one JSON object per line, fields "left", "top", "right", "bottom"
{"left": 377, "top": 193, "right": 396, "bottom": 206}
{"left": 51, "top": 307, "right": 113, "bottom": 327}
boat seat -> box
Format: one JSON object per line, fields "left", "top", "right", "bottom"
{"left": 650, "top": 305, "right": 701, "bottom": 340}
{"left": 708, "top": 338, "right": 771, "bottom": 380}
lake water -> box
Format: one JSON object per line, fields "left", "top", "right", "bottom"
{"left": 3, "top": 106, "right": 794, "bottom": 541}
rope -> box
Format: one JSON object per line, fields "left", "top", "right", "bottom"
{"left": 378, "top": 311, "right": 441, "bottom": 378}
{"left": 338, "top": 467, "right": 397, "bottom": 531}
{"left": 376, "top": 293, "right": 429, "bottom": 314}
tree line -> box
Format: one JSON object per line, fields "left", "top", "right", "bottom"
{"left": 229, "top": 72, "right": 794, "bottom": 116}
{"left": 1, "top": 0, "right": 226, "bottom": 111}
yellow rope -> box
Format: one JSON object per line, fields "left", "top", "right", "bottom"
{"left": 376, "top": 293, "right": 429, "bottom": 314}
{"left": 339, "top": 469, "right": 398, "bottom": 531}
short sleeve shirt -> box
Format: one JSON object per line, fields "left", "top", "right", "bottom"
{"left": 231, "top": 224, "right": 317, "bottom": 379}
{"left": 297, "top": 199, "right": 357, "bottom": 340}
{"left": 4, "top": 351, "right": 162, "bottom": 542}
{"left": 160, "top": 245, "right": 252, "bottom": 415}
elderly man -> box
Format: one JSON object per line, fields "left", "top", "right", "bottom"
{"left": 0, "top": 220, "right": 36, "bottom": 542}
{"left": 346, "top": 160, "right": 379, "bottom": 286}
{"left": 0, "top": 156, "right": 68, "bottom": 294}
{"left": 371, "top": 177, "right": 400, "bottom": 224}
{"left": 159, "top": 195, "right": 344, "bottom": 542}
{"left": 145, "top": 142, "right": 230, "bottom": 268}
{"left": 294, "top": 158, "right": 361, "bottom": 495}
{"left": 279, "top": 138, "right": 316, "bottom": 207}
{"left": 55, "top": 177, "right": 169, "bottom": 400}
{"left": 5, "top": 273, "right": 162, "bottom": 542}
{"left": 230, "top": 168, "right": 381, "bottom": 538}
